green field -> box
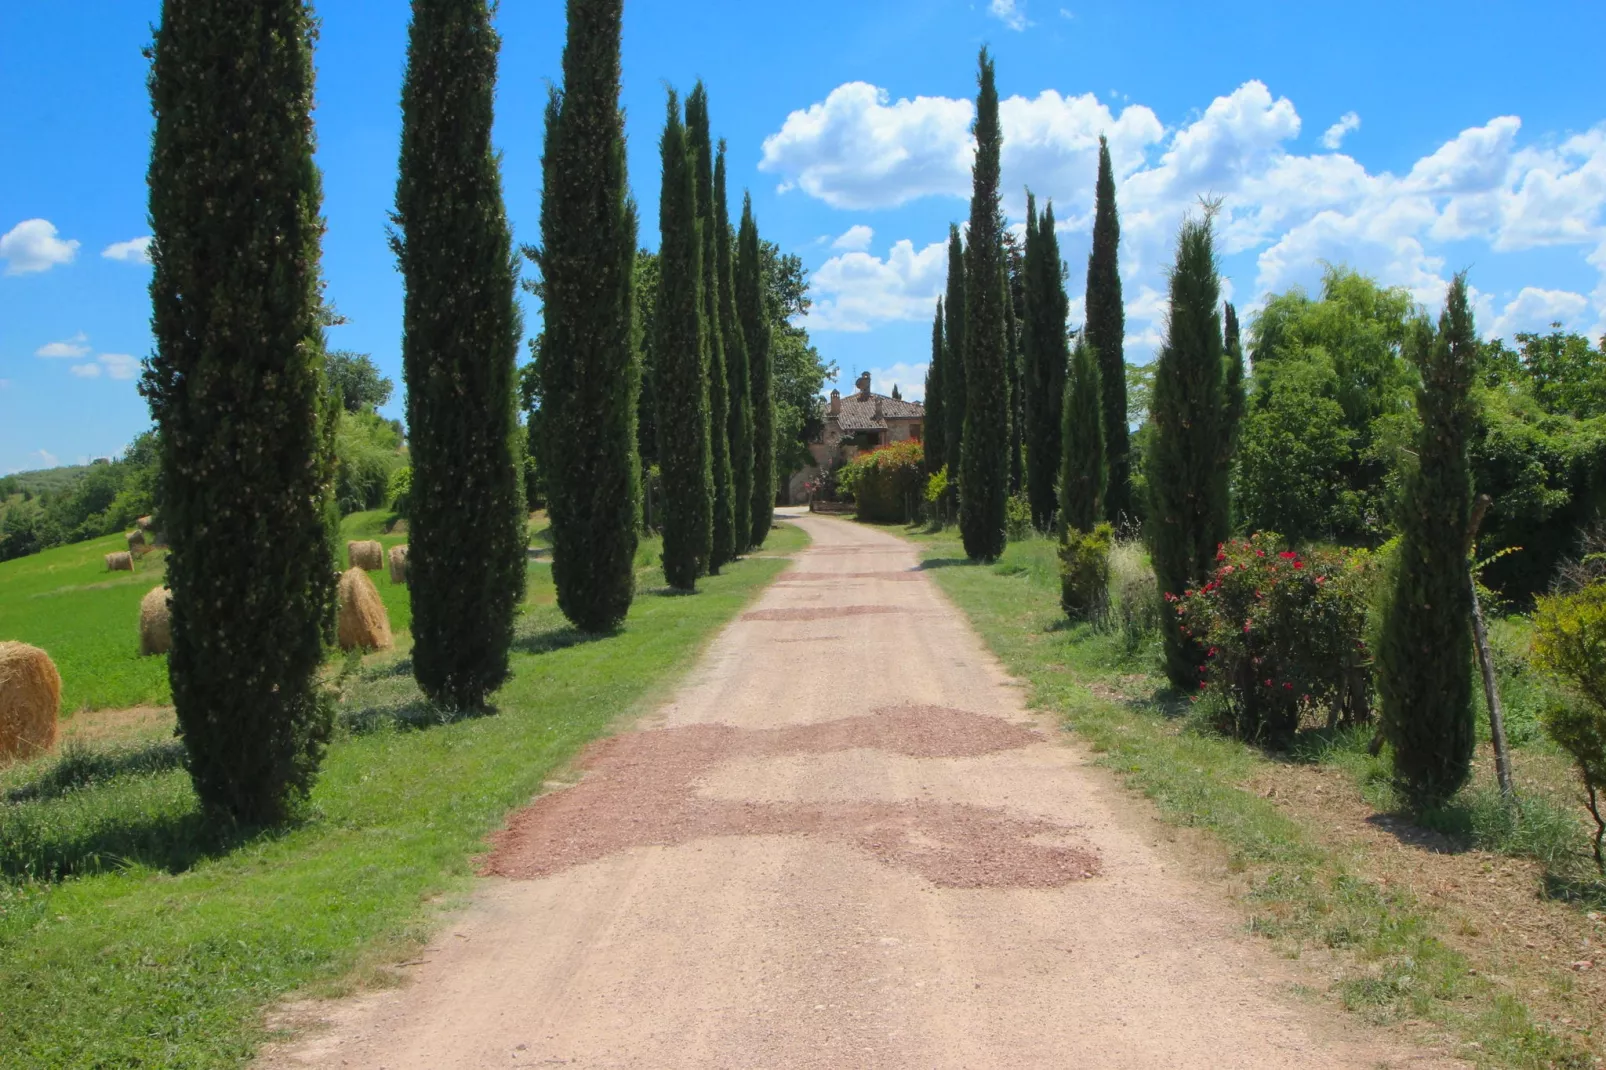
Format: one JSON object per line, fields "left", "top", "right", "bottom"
{"left": 0, "top": 518, "right": 806, "bottom": 1068}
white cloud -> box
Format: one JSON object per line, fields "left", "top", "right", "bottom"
{"left": 857, "top": 364, "right": 930, "bottom": 402}
{"left": 28, "top": 450, "right": 60, "bottom": 469}
{"left": 1490, "top": 287, "right": 1592, "bottom": 338}
{"left": 1320, "top": 112, "right": 1360, "bottom": 150}
{"left": 35, "top": 332, "right": 91, "bottom": 359}
{"left": 990, "top": 0, "right": 1029, "bottom": 31}
{"left": 70, "top": 363, "right": 102, "bottom": 379}
{"left": 97, "top": 353, "right": 140, "bottom": 380}
{"left": 1, "top": 219, "right": 80, "bottom": 275}
{"left": 807, "top": 239, "right": 948, "bottom": 332}
{"left": 102, "top": 236, "right": 152, "bottom": 264}
{"left": 832, "top": 225, "right": 874, "bottom": 252}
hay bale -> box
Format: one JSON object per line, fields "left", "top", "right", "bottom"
{"left": 126, "top": 529, "right": 149, "bottom": 555}
{"left": 136, "top": 515, "right": 155, "bottom": 531}
{"left": 105, "top": 551, "right": 133, "bottom": 572}
{"left": 0, "top": 642, "right": 60, "bottom": 763}
{"left": 388, "top": 544, "right": 409, "bottom": 585}
{"left": 347, "top": 540, "right": 384, "bottom": 571}
{"left": 337, "top": 568, "right": 392, "bottom": 652}
{"left": 139, "top": 586, "right": 172, "bottom": 656}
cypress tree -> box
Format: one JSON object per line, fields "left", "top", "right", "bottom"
{"left": 1086, "top": 135, "right": 1131, "bottom": 525}
{"left": 736, "top": 193, "right": 775, "bottom": 548}
{"left": 1060, "top": 336, "right": 1105, "bottom": 532}
{"left": 958, "top": 48, "right": 1009, "bottom": 562}
{"left": 715, "top": 143, "right": 753, "bottom": 555}
{"left": 395, "top": 0, "right": 526, "bottom": 710}
{"left": 1024, "top": 196, "right": 1069, "bottom": 530}
{"left": 144, "top": 0, "right": 336, "bottom": 824}
{"left": 1006, "top": 254, "right": 1025, "bottom": 497}
{"left": 1379, "top": 275, "right": 1478, "bottom": 805}
{"left": 654, "top": 91, "right": 713, "bottom": 589}
{"left": 1221, "top": 300, "right": 1246, "bottom": 519}
{"left": 924, "top": 299, "right": 946, "bottom": 476}
{"left": 943, "top": 225, "right": 968, "bottom": 477}
{"left": 685, "top": 85, "right": 735, "bottom": 572}
{"left": 1147, "top": 212, "right": 1230, "bottom": 690}
{"left": 538, "top": 0, "right": 639, "bottom": 633}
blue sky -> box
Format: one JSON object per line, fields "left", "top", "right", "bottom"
{"left": 4, "top": 1, "right": 1606, "bottom": 474}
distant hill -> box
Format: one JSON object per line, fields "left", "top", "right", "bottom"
{"left": 0, "top": 462, "right": 100, "bottom": 498}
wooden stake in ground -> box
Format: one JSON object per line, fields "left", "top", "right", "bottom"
{"left": 1467, "top": 493, "right": 1515, "bottom": 799}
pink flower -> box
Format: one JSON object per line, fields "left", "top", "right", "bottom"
{"left": 1199, "top": 680, "right": 1208, "bottom": 690}
{"left": 1263, "top": 678, "right": 1273, "bottom": 687}
{"left": 1283, "top": 682, "right": 1294, "bottom": 691}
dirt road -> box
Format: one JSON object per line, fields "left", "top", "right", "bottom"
{"left": 263, "top": 511, "right": 1459, "bottom": 1069}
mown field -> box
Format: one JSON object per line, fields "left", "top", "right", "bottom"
{"left": 907, "top": 525, "right": 1606, "bottom": 1070}
{"left": 0, "top": 515, "right": 807, "bottom": 1068}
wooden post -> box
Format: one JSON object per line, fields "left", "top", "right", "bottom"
{"left": 1467, "top": 494, "right": 1515, "bottom": 799}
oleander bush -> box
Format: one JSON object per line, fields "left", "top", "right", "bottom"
{"left": 837, "top": 440, "right": 925, "bottom": 523}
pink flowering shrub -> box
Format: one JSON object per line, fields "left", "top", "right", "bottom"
{"left": 1173, "top": 533, "right": 1377, "bottom": 743}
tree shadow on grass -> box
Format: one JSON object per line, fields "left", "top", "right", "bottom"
{"left": 5, "top": 739, "right": 188, "bottom": 804}
{"left": 916, "top": 558, "right": 980, "bottom": 571}
{"left": 512, "top": 623, "right": 610, "bottom": 656}
{"left": 1542, "top": 869, "right": 1606, "bottom": 908}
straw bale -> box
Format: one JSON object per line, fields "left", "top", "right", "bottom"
{"left": 139, "top": 586, "right": 172, "bottom": 656}
{"left": 105, "top": 551, "right": 133, "bottom": 572}
{"left": 136, "top": 515, "right": 155, "bottom": 531}
{"left": 347, "top": 540, "right": 384, "bottom": 571}
{"left": 337, "top": 568, "right": 392, "bottom": 652}
{"left": 388, "top": 544, "right": 409, "bottom": 585}
{"left": 0, "top": 641, "right": 60, "bottom": 762}
{"left": 126, "top": 529, "right": 149, "bottom": 555}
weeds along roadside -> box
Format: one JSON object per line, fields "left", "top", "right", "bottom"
{"left": 906, "top": 524, "right": 1603, "bottom": 1070}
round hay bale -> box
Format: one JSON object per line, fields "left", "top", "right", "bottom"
{"left": 388, "top": 544, "right": 409, "bottom": 585}
{"left": 0, "top": 642, "right": 61, "bottom": 763}
{"left": 136, "top": 515, "right": 155, "bottom": 531}
{"left": 126, "top": 529, "right": 148, "bottom": 555}
{"left": 105, "top": 551, "right": 133, "bottom": 572}
{"left": 347, "top": 540, "right": 384, "bottom": 571}
{"left": 139, "top": 586, "right": 172, "bottom": 656}
{"left": 337, "top": 568, "right": 392, "bottom": 652}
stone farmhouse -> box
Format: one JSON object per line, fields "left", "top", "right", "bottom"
{"left": 787, "top": 372, "right": 925, "bottom": 503}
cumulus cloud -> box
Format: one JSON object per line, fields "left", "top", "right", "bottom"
{"left": 70, "top": 363, "right": 102, "bottom": 379}
{"left": 35, "top": 332, "right": 91, "bottom": 359}
{"left": 97, "top": 353, "right": 140, "bottom": 380}
{"left": 832, "top": 225, "right": 874, "bottom": 252}
{"left": 102, "top": 236, "right": 153, "bottom": 264}
{"left": 1, "top": 218, "right": 79, "bottom": 275}
{"left": 28, "top": 450, "right": 60, "bottom": 469}
{"left": 990, "top": 0, "right": 1028, "bottom": 31}
{"left": 807, "top": 239, "right": 947, "bottom": 332}
{"left": 854, "top": 363, "right": 930, "bottom": 402}
{"left": 1490, "top": 287, "right": 1592, "bottom": 338}
{"left": 1320, "top": 112, "right": 1360, "bottom": 150}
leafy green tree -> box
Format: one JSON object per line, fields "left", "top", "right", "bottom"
{"left": 654, "top": 90, "right": 712, "bottom": 589}
{"left": 394, "top": 0, "right": 526, "bottom": 708}
{"left": 1379, "top": 275, "right": 1478, "bottom": 806}
{"left": 1060, "top": 336, "right": 1105, "bottom": 533}
{"left": 924, "top": 299, "right": 946, "bottom": 476}
{"left": 143, "top": 0, "right": 336, "bottom": 823}
{"left": 715, "top": 143, "right": 753, "bottom": 554}
{"left": 959, "top": 48, "right": 1009, "bottom": 562}
{"left": 943, "top": 225, "right": 968, "bottom": 479}
{"left": 685, "top": 85, "right": 735, "bottom": 572}
{"left": 1024, "top": 195, "right": 1068, "bottom": 530}
{"left": 1086, "top": 136, "right": 1130, "bottom": 524}
{"left": 536, "top": 0, "right": 639, "bottom": 632}
{"left": 325, "top": 350, "right": 393, "bottom": 413}
{"left": 1516, "top": 326, "right": 1606, "bottom": 419}
{"left": 1147, "top": 212, "right": 1232, "bottom": 689}
{"left": 737, "top": 194, "right": 775, "bottom": 546}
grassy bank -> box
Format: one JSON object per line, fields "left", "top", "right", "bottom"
{"left": 907, "top": 526, "right": 1601, "bottom": 1070}
{"left": 0, "top": 520, "right": 805, "bottom": 1068}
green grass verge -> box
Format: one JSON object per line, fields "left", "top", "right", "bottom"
{"left": 907, "top": 526, "right": 1593, "bottom": 1070}
{"left": 0, "top": 520, "right": 806, "bottom": 1068}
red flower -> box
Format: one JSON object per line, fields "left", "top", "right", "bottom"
{"left": 1283, "top": 682, "right": 1294, "bottom": 690}
{"left": 1199, "top": 681, "right": 1208, "bottom": 690}
{"left": 1207, "top": 646, "right": 1219, "bottom": 657}
{"left": 1256, "top": 550, "right": 1266, "bottom": 557}
{"left": 1243, "top": 620, "right": 1252, "bottom": 633}
{"left": 1163, "top": 591, "right": 1178, "bottom": 603}
{"left": 1279, "top": 551, "right": 1298, "bottom": 560}
{"left": 1216, "top": 551, "right": 1226, "bottom": 562}
{"left": 1315, "top": 575, "right": 1326, "bottom": 585}
{"left": 1293, "top": 562, "right": 1304, "bottom": 570}
{"left": 1263, "top": 678, "right": 1273, "bottom": 687}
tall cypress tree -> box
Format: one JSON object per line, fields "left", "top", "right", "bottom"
{"left": 685, "top": 85, "right": 735, "bottom": 572}
{"left": 1086, "top": 135, "right": 1130, "bottom": 525}
{"left": 924, "top": 298, "right": 946, "bottom": 476}
{"left": 537, "top": 0, "right": 639, "bottom": 633}
{"left": 144, "top": 0, "right": 336, "bottom": 824}
{"left": 396, "top": 0, "right": 526, "bottom": 710}
{"left": 1147, "top": 212, "right": 1230, "bottom": 690}
{"left": 1060, "top": 336, "right": 1105, "bottom": 532}
{"left": 715, "top": 142, "right": 753, "bottom": 555}
{"left": 943, "top": 225, "right": 968, "bottom": 478}
{"left": 737, "top": 193, "right": 774, "bottom": 548}
{"left": 1379, "top": 275, "right": 1478, "bottom": 805}
{"left": 655, "top": 91, "right": 713, "bottom": 589}
{"left": 1221, "top": 300, "right": 1246, "bottom": 521}
{"left": 1005, "top": 254, "right": 1025, "bottom": 496}
{"left": 959, "top": 48, "right": 1009, "bottom": 562}
{"left": 1024, "top": 195, "right": 1068, "bottom": 530}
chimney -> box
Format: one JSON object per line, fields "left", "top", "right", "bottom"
{"left": 874, "top": 396, "right": 884, "bottom": 418}
{"left": 829, "top": 388, "right": 841, "bottom": 415}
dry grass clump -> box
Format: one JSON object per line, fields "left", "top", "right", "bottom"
{"left": 1107, "top": 539, "right": 1162, "bottom": 645}
{"left": 0, "top": 641, "right": 61, "bottom": 762}
{"left": 104, "top": 551, "right": 133, "bottom": 573}
{"left": 138, "top": 586, "right": 172, "bottom": 656}
{"left": 347, "top": 540, "right": 383, "bottom": 571}
{"left": 337, "top": 568, "right": 392, "bottom": 652}
{"left": 388, "top": 544, "right": 409, "bottom": 585}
